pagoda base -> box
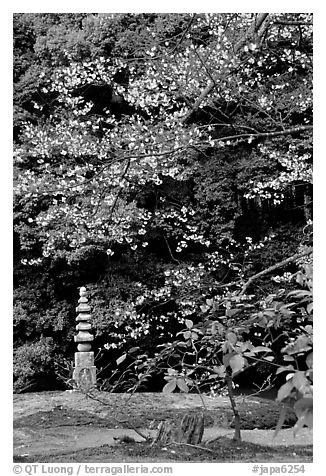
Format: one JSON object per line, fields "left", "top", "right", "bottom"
{"left": 73, "top": 351, "right": 97, "bottom": 389}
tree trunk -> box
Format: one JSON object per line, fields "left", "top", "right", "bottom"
{"left": 226, "top": 374, "right": 242, "bottom": 442}
{"left": 153, "top": 412, "right": 204, "bottom": 445}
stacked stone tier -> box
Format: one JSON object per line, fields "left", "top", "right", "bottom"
{"left": 73, "top": 286, "right": 97, "bottom": 386}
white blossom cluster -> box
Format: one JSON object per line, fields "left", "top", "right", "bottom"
{"left": 245, "top": 145, "right": 312, "bottom": 204}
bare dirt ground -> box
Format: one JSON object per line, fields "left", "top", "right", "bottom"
{"left": 13, "top": 391, "right": 313, "bottom": 463}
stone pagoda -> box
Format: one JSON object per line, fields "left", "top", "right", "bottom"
{"left": 72, "top": 286, "right": 96, "bottom": 389}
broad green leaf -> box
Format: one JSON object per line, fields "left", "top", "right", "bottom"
{"left": 116, "top": 354, "right": 127, "bottom": 365}
{"left": 226, "top": 332, "right": 237, "bottom": 345}
{"left": 252, "top": 346, "right": 273, "bottom": 353}
{"left": 292, "top": 371, "right": 309, "bottom": 393}
{"left": 296, "top": 273, "right": 304, "bottom": 286}
{"left": 185, "top": 319, "right": 193, "bottom": 329}
{"left": 183, "top": 330, "right": 192, "bottom": 339}
{"left": 128, "top": 347, "right": 140, "bottom": 354}
{"left": 276, "top": 365, "right": 295, "bottom": 375}
{"left": 177, "top": 378, "right": 189, "bottom": 393}
{"left": 243, "top": 351, "right": 256, "bottom": 357}
{"left": 212, "top": 365, "right": 226, "bottom": 378}
{"left": 283, "top": 355, "right": 295, "bottom": 362}
{"left": 200, "top": 305, "right": 209, "bottom": 313}
{"left": 163, "top": 380, "right": 177, "bottom": 393}
{"left": 280, "top": 307, "right": 295, "bottom": 316}
{"left": 229, "top": 354, "right": 246, "bottom": 375}
{"left": 306, "top": 351, "right": 313, "bottom": 369}
{"left": 167, "top": 368, "right": 177, "bottom": 376}
{"left": 238, "top": 341, "right": 251, "bottom": 352}
{"left": 287, "top": 290, "right": 312, "bottom": 299}
{"left": 208, "top": 374, "right": 219, "bottom": 380}
{"left": 277, "top": 380, "right": 294, "bottom": 401}
{"left": 223, "top": 352, "right": 235, "bottom": 367}
{"left": 286, "top": 373, "right": 294, "bottom": 380}
{"left": 305, "top": 325, "right": 313, "bottom": 334}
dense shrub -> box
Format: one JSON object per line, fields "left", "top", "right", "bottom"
{"left": 13, "top": 337, "right": 57, "bottom": 392}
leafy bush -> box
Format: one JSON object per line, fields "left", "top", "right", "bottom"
{"left": 13, "top": 337, "right": 57, "bottom": 392}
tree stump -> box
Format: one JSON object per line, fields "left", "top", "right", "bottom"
{"left": 153, "top": 412, "right": 204, "bottom": 445}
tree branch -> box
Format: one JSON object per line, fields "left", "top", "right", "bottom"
{"left": 171, "top": 14, "right": 197, "bottom": 55}
{"left": 108, "top": 158, "right": 131, "bottom": 221}
{"left": 19, "top": 124, "right": 312, "bottom": 199}
{"left": 274, "top": 20, "right": 313, "bottom": 26}
{"left": 233, "top": 13, "right": 269, "bottom": 52}
{"left": 240, "top": 248, "right": 312, "bottom": 294}
{"left": 211, "top": 125, "right": 312, "bottom": 143}
{"left": 181, "top": 13, "right": 270, "bottom": 123}
{"left": 164, "top": 235, "right": 181, "bottom": 264}
{"left": 166, "top": 441, "right": 215, "bottom": 453}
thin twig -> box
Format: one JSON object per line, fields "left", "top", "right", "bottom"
{"left": 166, "top": 441, "right": 215, "bottom": 453}
{"left": 81, "top": 390, "right": 151, "bottom": 441}
{"left": 170, "top": 14, "right": 197, "bottom": 55}
{"left": 163, "top": 235, "right": 181, "bottom": 264}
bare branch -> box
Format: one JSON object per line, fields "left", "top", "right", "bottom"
{"left": 166, "top": 442, "right": 215, "bottom": 453}
{"left": 82, "top": 390, "right": 151, "bottom": 441}
{"left": 240, "top": 248, "right": 312, "bottom": 295}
